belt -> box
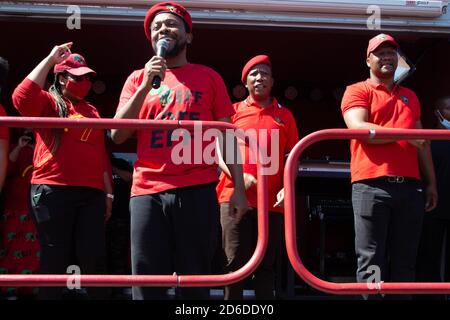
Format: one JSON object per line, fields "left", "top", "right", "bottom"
{"left": 381, "top": 176, "right": 419, "bottom": 184}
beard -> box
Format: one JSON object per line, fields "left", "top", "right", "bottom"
{"left": 165, "top": 38, "right": 188, "bottom": 58}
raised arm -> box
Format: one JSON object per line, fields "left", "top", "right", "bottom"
{"left": 12, "top": 43, "right": 73, "bottom": 116}
{"left": 27, "top": 42, "right": 72, "bottom": 88}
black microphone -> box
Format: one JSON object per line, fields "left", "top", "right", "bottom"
{"left": 152, "top": 39, "right": 170, "bottom": 89}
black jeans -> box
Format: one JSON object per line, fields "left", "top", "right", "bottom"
{"left": 130, "top": 183, "right": 220, "bottom": 300}
{"left": 220, "top": 204, "right": 284, "bottom": 300}
{"left": 30, "top": 184, "right": 106, "bottom": 300}
{"left": 352, "top": 178, "right": 424, "bottom": 297}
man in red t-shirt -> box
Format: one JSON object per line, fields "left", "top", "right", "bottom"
{"left": 0, "top": 57, "right": 9, "bottom": 194}
{"left": 341, "top": 34, "right": 437, "bottom": 296}
{"left": 216, "top": 55, "right": 299, "bottom": 299}
{"left": 112, "top": 1, "right": 248, "bottom": 300}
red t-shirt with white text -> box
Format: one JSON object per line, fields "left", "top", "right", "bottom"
{"left": 117, "top": 63, "right": 235, "bottom": 196}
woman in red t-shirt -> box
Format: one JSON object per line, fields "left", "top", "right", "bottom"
{"left": 12, "top": 43, "right": 112, "bottom": 300}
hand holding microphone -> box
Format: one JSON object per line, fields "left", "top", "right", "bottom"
{"left": 151, "top": 39, "right": 170, "bottom": 89}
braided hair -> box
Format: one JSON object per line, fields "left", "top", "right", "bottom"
{"left": 47, "top": 72, "right": 70, "bottom": 153}
{"left": 48, "top": 72, "right": 69, "bottom": 118}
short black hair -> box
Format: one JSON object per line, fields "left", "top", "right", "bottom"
{"left": 0, "top": 56, "right": 9, "bottom": 87}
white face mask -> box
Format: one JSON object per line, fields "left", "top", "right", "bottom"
{"left": 437, "top": 110, "right": 450, "bottom": 129}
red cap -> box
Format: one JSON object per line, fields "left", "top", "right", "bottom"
{"left": 241, "top": 55, "right": 272, "bottom": 83}
{"left": 367, "top": 33, "right": 399, "bottom": 57}
{"left": 144, "top": 2, "right": 192, "bottom": 40}
{"left": 53, "top": 53, "right": 96, "bottom": 76}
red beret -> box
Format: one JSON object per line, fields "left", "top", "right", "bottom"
{"left": 367, "top": 33, "right": 399, "bottom": 57}
{"left": 241, "top": 55, "right": 272, "bottom": 83}
{"left": 144, "top": 2, "right": 192, "bottom": 40}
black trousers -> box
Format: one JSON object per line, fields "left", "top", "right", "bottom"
{"left": 352, "top": 178, "right": 424, "bottom": 299}
{"left": 220, "top": 204, "right": 284, "bottom": 300}
{"left": 130, "top": 183, "right": 220, "bottom": 300}
{"left": 30, "top": 184, "right": 106, "bottom": 300}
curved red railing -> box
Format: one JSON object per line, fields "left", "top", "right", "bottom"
{"left": 284, "top": 128, "right": 450, "bottom": 295}
{"left": 0, "top": 117, "right": 268, "bottom": 288}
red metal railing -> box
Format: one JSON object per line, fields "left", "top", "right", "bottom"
{"left": 284, "top": 128, "right": 450, "bottom": 295}
{"left": 0, "top": 117, "right": 268, "bottom": 288}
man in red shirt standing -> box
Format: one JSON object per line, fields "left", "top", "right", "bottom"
{"left": 341, "top": 34, "right": 437, "bottom": 298}
{"left": 216, "top": 55, "right": 299, "bottom": 299}
{"left": 112, "top": 2, "right": 248, "bottom": 300}
{"left": 0, "top": 57, "right": 9, "bottom": 194}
